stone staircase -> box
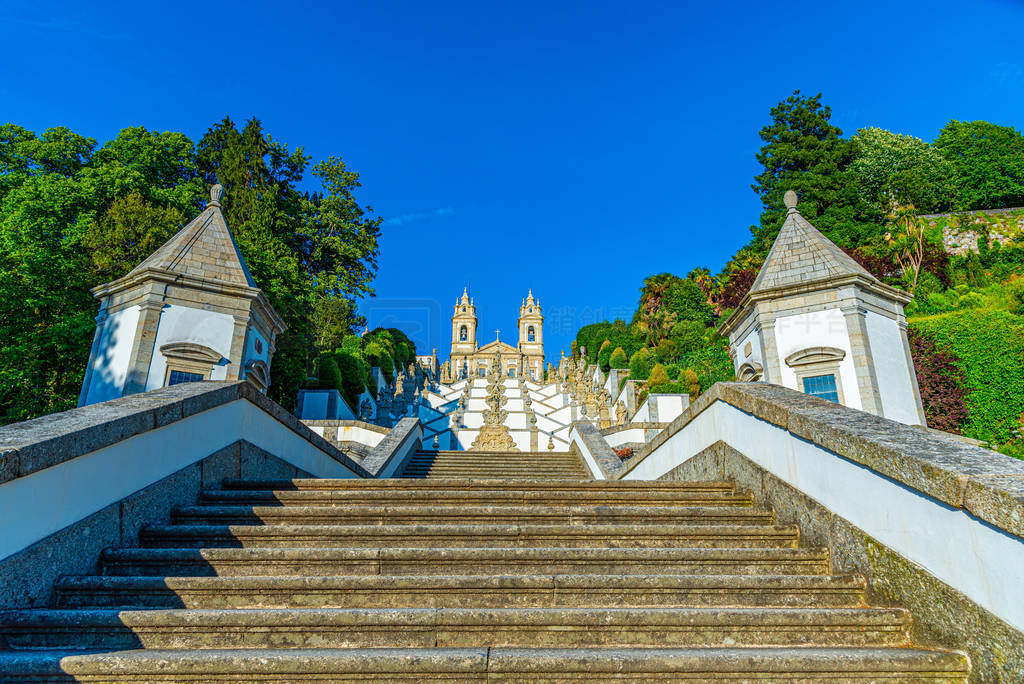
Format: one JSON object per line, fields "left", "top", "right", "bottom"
{"left": 0, "top": 472, "right": 970, "bottom": 681}
{"left": 400, "top": 449, "right": 587, "bottom": 479}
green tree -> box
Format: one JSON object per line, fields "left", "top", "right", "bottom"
{"left": 850, "top": 127, "right": 958, "bottom": 215}
{"left": 648, "top": 363, "right": 670, "bottom": 388}
{"left": 752, "top": 91, "right": 874, "bottom": 249}
{"left": 628, "top": 348, "right": 654, "bottom": 381}
{"left": 633, "top": 274, "right": 713, "bottom": 344}
{"left": 195, "top": 117, "right": 381, "bottom": 408}
{"left": 609, "top": 347, "right": 628, "bottom": 370}
{"left": 934, "top": 120, "right": 1024, "bottom": 210}
{"left": 597, "top": 340, "right": 613, "bottom": 372}
{"left": 83, "top": 191, "right": 185, "bottom": 280}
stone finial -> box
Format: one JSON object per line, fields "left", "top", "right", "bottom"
{"left": 783, "top": 190, "right": 798, "bottom": 211}
{"left": 210, "top": 184, "right": 225, "bottom": 207}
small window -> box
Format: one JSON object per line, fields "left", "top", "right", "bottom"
{"left": 478, "top": 367, "right": 486, "bottom": 377}
{"left": 803, "top": 374, "right": 839, "bottom": 403}
{"left": 507, "top": 367, "right": 515, "bottom": 378}
{"left": 168, "top": 370, "right": 204, "bottom": 386}
{"left": 527, "top": 325, "right": 535, "bottom": 342}
{"left": 459, "top": 325, "right": 468, "bottom": 341}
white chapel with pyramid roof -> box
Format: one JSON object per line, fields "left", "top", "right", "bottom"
{"left": 78, "top": 185, "right": 286, "bottom": 406}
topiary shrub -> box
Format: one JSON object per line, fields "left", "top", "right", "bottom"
{"left": 648, "top": 363, "right": 670, "bottom": 388}
{"left": 682, "top": 368, "right": 701, "bottom": 397}
{"left": 609, "top": 347, "right": 628, "bottom": 370}
{"left": 335, "top": 351, "right": 368, "bottom": 410}
{"left": 597, "top": 340, "right": 613, "bottom": 372}
{"left": 317, "top": 356, "right": 343, "bottom": 393}
{"left": 628, "top": 348, "right": 654, "bottom": 381}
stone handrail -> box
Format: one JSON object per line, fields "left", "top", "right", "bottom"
{"left": 618, "top": 380, "right": 1024, "bottom": 645}
{"left": 569, "top": 420, "right": 624, "bottom": 479}
{"left": 621, "top": 381, "right": 1024, "bottom": 539}
{"left": 360, "top": 417, "right": 423, "bottom": 478}
{"left": 0, "top": 381, "right": 370, "bottom": 486}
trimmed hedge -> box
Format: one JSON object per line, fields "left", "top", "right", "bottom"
{"left": 910, "top": 309, "right": 1024, "bottom": 446}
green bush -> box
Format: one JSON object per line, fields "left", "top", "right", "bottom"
{"left": 335, "top": 351, "right": 368, "bottom": 410}
{"left": 669, "top": 320, "right": 705, "bottom": 354}
{"left": 597, "top": 340, "right": 613, "bottom": 372}
{"left": 681, "top": 368, "right": 701, "bottom": 397}
{"left": 648, "top": 363, "right": 670, "bottom": 387}
{"left": 654, "top": 338, "right": 677, "bottom": 363}
{"left": 911, "top": 309, "right": 1024, "bottom": 447}
{"left": 317, "top": 356, "right": 343, "bottom": 394}
{"left": 649, "top": 382, "right": 687, "bottom": 394}
{"left": 628, "top": 348, "right": 654, "bottom": 381}
{"left": 341, "top": 335, "right": 362, "bottom": 355}
{"left": 665, "top": 363, "right": 682, "bottom": 381}
{"left": 609, "top": 347, "right": 628, "bottom": 369}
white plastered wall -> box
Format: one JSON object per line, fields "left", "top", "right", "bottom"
{"left": 84, "top": 305, "right": 141, "bottom": 404}
{"left": 864, "top": 311, "right": 920, "bottom": 425}
{"left": 773, "top": 308, "right": 862, "bottom": 411}
{"left": 146, "top": 305, "right": 235, "bottom": 390}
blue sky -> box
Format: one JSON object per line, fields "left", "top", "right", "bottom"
{"left": 4, "top": 1, "right": 1024, "bottom": 362}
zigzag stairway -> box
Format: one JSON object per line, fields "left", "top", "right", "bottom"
{"left": 0, "top": 453, "right": 969, "bottom": 681}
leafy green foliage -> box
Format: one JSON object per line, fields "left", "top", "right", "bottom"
{"left": 0, "top": 118, "right": 381, "bottom": 423}
{"left": 648, "top": 363, "right": 669, "bottom": 388}
{"left": 575, "top": 321, "right": 640, "bottom": 363}
{"left": 850, "top": 127, "right": 958, "bottom": 215}
{"left": 934, "top": 121, "right": 1024, "bottom": 210}
{"left": 751, "top": 91, "right": 875, "bottom": 250}
{"left": 195, "top": 117, "right": 381, "bottom": 409}
{"left": 628, "top": 348, "right": 654, "bottom": 381}
{"left": 597, "top": 340, "right": 613, "bottom": 372}
{"left": 609, "top": 347, "right": 628, "bottom": 370}
{"left": 911, "top": 310, "right": 1024, "bottom": 448}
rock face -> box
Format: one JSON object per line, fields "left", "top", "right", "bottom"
{"left": 0, "top": 458, "right": 970, "bottom": 681}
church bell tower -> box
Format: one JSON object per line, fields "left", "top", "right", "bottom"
{"left": 450, "top": 289, "right": 477, "bottom": 378}
{"left": 517, "top": 290, "right": 544, "bottom": 379}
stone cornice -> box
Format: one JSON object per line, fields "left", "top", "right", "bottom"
{"left": 718, "top": 274, "right": 912, "bottom": 337}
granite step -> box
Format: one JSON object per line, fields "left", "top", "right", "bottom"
{"left": 139, "top": 523, "right": 801, "bottom": 549}
{"left": 55, "top": 574, "right": 866, "bottom": 609}
{"left": 198, "top": 488, "right": 755, "bottom": 507}
{"left": 218, "top": 478, "right": 736, "bottom": 492}
{"left": 0, "top": 647, "right": 971, "bottom": 682}
{"left": 169, "top": 504, "right": 774, "bottom": 526}
{"left": 99, "top": 546, "right": 831, "bottom": 577}
{"left": 0, "top": 607, "right": 912, "bottom": 650}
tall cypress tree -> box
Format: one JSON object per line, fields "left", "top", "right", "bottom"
{"left": 751, "top": 91, "right": 875, "bottom": 250}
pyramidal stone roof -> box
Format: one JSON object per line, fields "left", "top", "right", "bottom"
{"left": 127, "top": 184, "right": 256, "bottom": 288}
{"left": 749, "top": 190, "right": 877, "bottom": 294}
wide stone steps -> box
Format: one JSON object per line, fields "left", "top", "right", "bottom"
{"left": 401, "top": 450, "right": 587, "bottom": 479}
{"left": 138, "top": 522, "right": 801, "bottom": 549}
{"left": 1, "top": 607, "right": 912, "bottom": 650}
{"left": 217, "top": 477, "right": 737, "bottom": 492}
{"left": 0, "top": 647, "right": 971, "bottom": 682}
{"left": 0, "top": 471, "right": 970, "bottom": 682}
{"left": 53, "top": 574, "right": 867, "bottom": 609}
{"left": 97, "top": 546, "right": 830, "bottom": 577}
{"left": 169, "top": 504, "right": 775, "bottom": 526}
{"left": 198, "top": 487, "right": 756, "bottom": 507}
